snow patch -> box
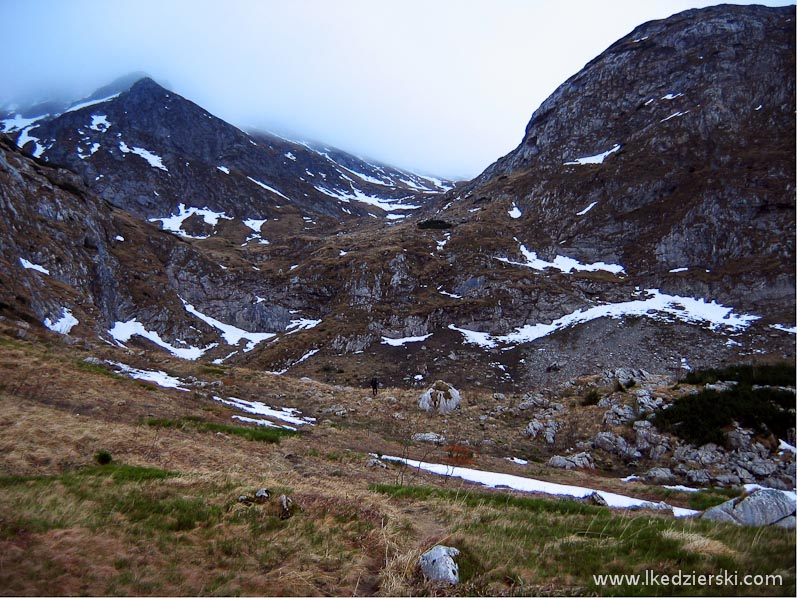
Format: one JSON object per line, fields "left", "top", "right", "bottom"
{"left": 44, "top": 308, "right": 78, "bottom": 335}
{"left": 576, "top": 201, "right": 598, "bottom": 216}
{"left": 660, "top": 111, "right": 689, "bottom": 123}
{"left": 497, "top": 239, "right": 625, "bottom": 275}
{"left": 149, "top": 203, "right": 233, "bottom": 238}
{"left": 107, "top": 361, "right": 189, "bottom": 391}
{"left": 20, "top": 258, "right": 49, "bottom": 274}
{"left": 118, "top": 141, "right": 168, "bottom": 171}
{"left": 89, "top": 114, "right": 110, "bottom": 132}
{"left": 564, "top": 144, "right": 620, "bottom": 165}
{"left": 381, "top": 333, "right": 433, "bottom": 346}
{"left": 217, "top": 166, "right": 230, "bottom": 174}
{"left": 247, "top": 176, "right": 290, "bottom": 200}
{"left": 64, "top": 92, "right": 121, "bottom": 114}
{"left": 213, "top": 395, "right": 315, "bottom": 427}
{"left": 108, "top": 319, "right": 210, "bottom": 360}
{"left": 182, "top": 300, "right": 276, "bottom": 352}
{"left": 508, "top": 203, "right": 522, "bottom": 219}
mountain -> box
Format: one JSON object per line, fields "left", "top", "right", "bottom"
{"left": 2, "top": 77, "right": 453, "bottom": 230}
{"left": 0, "top": 4, "right": 793, "bottom": 392}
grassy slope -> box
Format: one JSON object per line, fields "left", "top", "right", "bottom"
{"left": 0, "top": 332, "right": 794, "bottom": 596}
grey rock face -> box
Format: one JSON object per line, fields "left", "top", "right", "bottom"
{"left": 593, "top": 431, "right": 642, "bottom": 460}
{"left": 418, "top": 381, "right": 461, "bottom": 414}
{"left": 701, "top": 488, "right": 796, "bottom": 526}
{"left": 419, "top": 545, "right": 460, "bottom": 585}
{"left": 643, "top": 467, "right": 677, "bottom": 484}
{"left": 412, "top": 432, "right": 446, "bottom": 445}
{"left": 525, "top": 416, "right": 560, "bottom": 445}
{"left": 603, "top": 403, "right": 638, "bottom": 425}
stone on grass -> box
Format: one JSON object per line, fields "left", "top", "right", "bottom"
{"left": 700, "top": 488, "right": 796, "bottom": 527}
{"left": 419, "top": 545, "right": 460, "bottom": 585}
{"left": 418, "top": 381, "right": 461, "bottom": 414}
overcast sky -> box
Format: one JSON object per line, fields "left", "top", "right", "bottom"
{"left": 1, "top": 0, "right": 793, "bottom": 178}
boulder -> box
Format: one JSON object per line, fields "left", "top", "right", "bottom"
{"left": 636, "top": 390, "right": 663, "bottom": 415}
{"left": 412, "top": 432, "right": 446, "bottom": 445}
{"left": 418, "top": 381, "right": 461, "bottom": 414}
{"left": 701, "top": 488, "right": 796, "bottom": 526}
{"left": 254, "top": 488, "right": 270, "bottom": 503}
{"left": 644, "top": 467, "right": 678, "bottom": 484}
{"left": 584, "top": 491, "right": 608, "bottom": 506}
{"left": 593, "top": 431, "right": 641, "bottom": 460}
{"left": 419, "top": 545, "right": 460, "bottom": 585}
{"left": 633, "top": 420, "right": 670, "bottom": 460}
{"left": 547, "top": 452, "right": 595, "bottom": 470}
{"left": 524, "top": 417, "right": 559, "bottom": 444}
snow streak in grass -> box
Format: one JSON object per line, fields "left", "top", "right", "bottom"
{"left": 380, "top": 455, "right": 698, "bottom": 517}
{"left": 107, "top": 361, "right": 189, "bottom": 391}
{"left": 247, "top": 176, "right": 290, "bottom": 200}
{"left": 149, "top": 203, "right": 233, "bottom": 238}
{"left": 576, "top": 201, "right": 598, "bottom": 216}
{"left": 213, "top": 396, "right": 315, "bottom": 427}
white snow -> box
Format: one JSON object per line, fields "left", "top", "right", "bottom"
{"left": 660, "top": 111, "right": 689, "bottom": 123}
{"left": 118, "top": 141, "right": 168, "bottom": 171}
{"left": 755, "top": 104, "right": 763, "bottom": 111}
{"left": 286, "top": 318, "right": 322, "bottom": 334}
{"left": 449, "top": 289, "right": 758, "bottom": 349}
{"left": 669, "top": 267, "right": 689, "bottom": 273}
{"left": 663, "top": 484, "right": 701, "bottom": 493}
{"left": 438, "top": 288, "right": 463, "bottom": 299}
{"left": 44, "top": 308, "right": 79, "bottom": 335}
{"left": 217, "top": 166, "right": 230, "bottom": 174}
{"left": 149, "top": 203, "right": 233, "bottom": 238}
{"left": 447, "top": 324, "right": 497, "bottom": 348}
{"left": 339, "top": 250, "right": 348, "bottom": 256}
{"left": 231, "top": 415, "right": 296, "bottom": 431}
{"left": 661, "top": 92, "right": 684, "bottom": 100}
{"left": 506, "top": 457, "right": 528, "bottom": 465}
{"left": 213, "top": 395, "right": 315, "bottom": 427}
{"left": 89, "top": 115, "right": 111, "bottom": 132}
{"left": 576, "top": 201, "right": 598, "bottom": 216}
{"left": 381, "top": 333, "right": 433, "bottom": 346}
{"left": 284, "top": 152, "right": 296, "bottom": 161}
{"left": 247, "top": 176, "right": 290, "bottom": 200}
{"left": 77, "top": 142, "right": 101, "bottom": 160}
{"left": 564, "top": 144, "right": 621, "bottom": 165}
{"left": 16, "top": 125, "right": 51, "bottom": 157}
{"left": 1, "top": 113, "right": 48, "bottom": 133}
{"left": 107, "top": 361, "right": 189, "bottom": 392}
{"left": 314, "top": 184, "right": 421, "bottom": 212}
{"left": 779, "top": 440, "right": 796, "bottom": 454}
{"left": 64, "top": 92, "right": 121, "bottom": 114}
{"left": 19, "top": 258, "right": 49, "bottom": 274}
{"left": 497, "top": 239, "right": 625, "bottom": 275}
{"left": 269, "top": 348, "right": 320, "bottom": 375}
{"left": 243, "top": 218, "right": 268, "bottom": 233}
{"left": 182, "top": 300, "right": 276, "bottom": 352}
{"left": 380, "top": 456, "right": 697, "bottom": 517}
{"left": 108, "top": 319, "right": 210, "bottom": 360}
{"left": 115, "top": 235, "right": 125, "bottom": 241}
{"left": 508, "top": 203, "right": 522, "bottom": 219}
{"left": 770, "top": 324, "right": 797, "bottom": 334}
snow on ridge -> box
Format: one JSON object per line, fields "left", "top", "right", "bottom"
{"left": 379, "top": 455, "right": 698, "bottom": 518}
{"left": 449, "top": 289, "right": 759, "bottom": 349}
{"left": 770, "top": 324, "right": 797, "bottom": 334}
{"left": 314, "top": 184, "right": 421, "bottom": 212}
{"left": 243, "top": 217, "right": 268, "bottom": 232}
{"left": 286, "top": 318, "right": 322, "bottom": 334}
{"left": 44, "top": 308, "right": 79, "bottom": 335}
{"left": 381, "top": 333, "right": 433, "bottom": 347}
{"left": 217, "top": 166, "right": 230, "bottom": 174}
{"left": 118, "top": 141, "right": 168, "bottom": 171}
{"left": 660, "top": 110, "right": 689, "bottom": 123}
{"left": 19, "top": 257, "right": 50, "bottom": 274}
{"left": 497, "top": 239, "right": 625, "bottom": 275}
{"left": 182, "top": 300, "right": 276, "bottom": 352}
{"left": 89, "top": 114, "right": 111, "bottom": 132}
{"left": 564, "top": 143, "right": 621, "bottom": 166}
{"left": 108, "top": 319, "right": 210, "bottom": 360}
{"left": 16, "top": 125, "right": 52, "bottom": 158}
{"left": 64, "top": 92, "right": 121, "bottom": 114}
{"left": 247, "top": 176, "right": 290, "bottom": 201}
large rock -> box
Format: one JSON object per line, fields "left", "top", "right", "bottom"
{"left": 593, "top": 431, "right": 641, "bottom": 460}
{"left": 418, "top": 381, "right": 461, "bottom": 414}
{"left": 603, "top": 403, "right": 637, "bottom": 425}
{"left": 412, "top": 432, "right": 446, "bottom": 445}
{"left": 524, "top": 416, "right": 559, "bottom": 444}
{"left": 548, "top": 452, "right": 595, "bottom": 470}
{"left": 418, "top": 545, "right": 460, "bottom": 585}
{"left": 701, "top": 488, "right": 796, "bottom": 526}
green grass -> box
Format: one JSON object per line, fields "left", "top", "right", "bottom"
{"left": 144, "top": 416, "right": 298, "bottom": 443}
{"left": 76, "top": 359, "right": 125, "bottom": 379}
{"left": 371, "top": 483, "right": 795, "bottom": 596}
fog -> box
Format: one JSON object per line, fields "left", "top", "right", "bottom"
{"left": 1, "top": 0, "right": 792, "bottom": 178}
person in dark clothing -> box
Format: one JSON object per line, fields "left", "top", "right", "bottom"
{"left": 370, "top": 377, "right": 378, "bottom": 397}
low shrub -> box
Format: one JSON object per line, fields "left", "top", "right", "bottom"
{"left": 94, "top": 449, "right": 113, "bottom": 465}
{"left": 417, "top": 219, "right": 452, "bottom": 230}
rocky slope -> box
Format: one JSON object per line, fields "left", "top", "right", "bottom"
{"left": 0, "top": 4, "right": 793, "bottom": 393}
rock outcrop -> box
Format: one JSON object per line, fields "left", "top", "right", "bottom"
{"left": 418, "top": 545, "right": 460, "bottom": 585}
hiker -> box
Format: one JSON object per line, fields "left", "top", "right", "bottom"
{"left": 370, "top": 377, "right": 378, "bottom": 397}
